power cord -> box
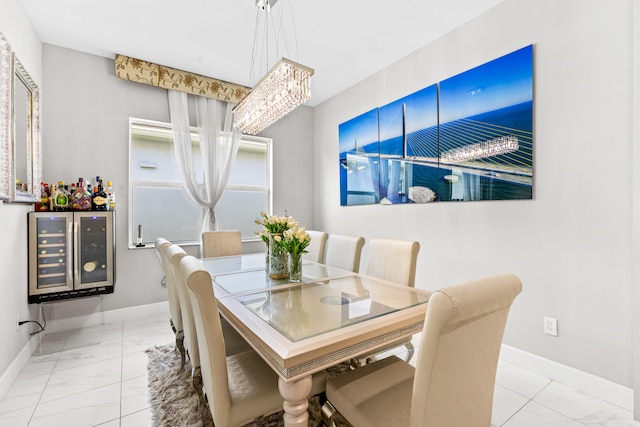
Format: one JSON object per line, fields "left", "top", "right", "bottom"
{"left": 18, "top": 307, "right": 47, "bottom": 335}
{"left": 151, "top": 245, "right": 167, "bottom": 288}
{"left": 19, "top": 320, "right": 46, "bottom": 336}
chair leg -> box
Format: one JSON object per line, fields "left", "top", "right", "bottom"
{"left": 403, "top": 342, "right": 415, "bottom": 362}
{"left": 321, "top": 401, "right": 337, "bottom": 427}
{"left": 192, "top": 366, "right": 203, "bottom": 394}
{"left": 175, "top": 331, "right": 186, "bottom": 369}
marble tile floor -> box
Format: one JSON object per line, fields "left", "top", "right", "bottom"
{"left": 0, "top": 311, "right": 638, "bottom": 427}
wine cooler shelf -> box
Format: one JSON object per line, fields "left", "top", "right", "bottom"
{"left": 28, "top": 211, "right": 115, "bottom": 303}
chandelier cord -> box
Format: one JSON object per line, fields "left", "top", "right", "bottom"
{"left": 248, "top": 10, "right": 260, "bottom": 86}
{"left": 248, "top": 0, "right": 301, "bottom": 87}
{"left": 285, "top": 0, "right": 300, "bottom": 62}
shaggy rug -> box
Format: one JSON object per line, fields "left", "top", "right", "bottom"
{"left": 146, "top": 345, "right": 351, "bottom": 427}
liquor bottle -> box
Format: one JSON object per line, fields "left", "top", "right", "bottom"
{"left": 70, "top": 178, "right": 91, "bottom": 211}
{"left": 106, "top": 181, "right": 115, "bottom": 210}
{"left": 91, "top": 179, "right": 109, "bottom": 211}
{"left": 51, "top": 181, "right": 70, "bottom": 211}
{"left": 48, "top": 184, "right": 56, "bottom": 210}
{"left": 38, "top": 182, "right": 49, "bottom": 211}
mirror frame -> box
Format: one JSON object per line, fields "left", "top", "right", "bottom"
{"left": 0, "top": 32, "right": 41, "bottom": 203}
{"left": 0, "top": 33, "right": 11, "bottom": 200}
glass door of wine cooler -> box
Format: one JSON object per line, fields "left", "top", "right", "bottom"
{"left": 75, "top": 212, "right": 114, "bottom": 289}
{"left": 28, "top": 213, "right": 74, "bottom": 297}
{"left": 28, "top": 211, "right": 115, "bottom": 303}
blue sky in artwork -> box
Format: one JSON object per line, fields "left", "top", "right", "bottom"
{"left": 338, "top": 108, "right": 379, "bottom": 154}
{"left": 338, "top": 45, "right": 533, "bottom": 154}
{"left": 439, "top": 45, "right": 533, "bottom": 124}
{"left": 379, "top": 84, "right": 438, "bottom": 141}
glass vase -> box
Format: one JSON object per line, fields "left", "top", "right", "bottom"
{"left": 268, "top": 233, "right": 289, "bottom": 279}
{"left": 288, "top": 253, "right": 302, "bottom": 283}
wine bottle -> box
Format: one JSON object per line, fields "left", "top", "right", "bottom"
{"left": 92, "top": 179, "right": 108, "bottom": 211}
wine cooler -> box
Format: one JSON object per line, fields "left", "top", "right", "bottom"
{"left": 28, "top": 211, "right": 115, "bottom": 303}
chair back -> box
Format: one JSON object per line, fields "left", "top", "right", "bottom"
{"left": 167, "top": 244, "right": 198, "bottom": 366}
{"left": 202, "top": 231, "right": 242, "bottom": 258}
{"left": 303, "top": 230, "right": 328, "bottom": 263}
{"left": 181, "top": 255, "right": 232, "bottom": 426}
{"left": 324, "top": 234, "right": 365, "bottom": 273}
{"left": 155, "top": 238, "right": 182, "bottom": 331}
{"left": 365, "top": 238, "right": 420, "bottom": 286}
{"left": 411, "top": 273, "right": 522, "bottom": 427}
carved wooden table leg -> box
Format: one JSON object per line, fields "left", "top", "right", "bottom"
{"left": 278, "top": 375, "right": 312, "bottom": 427}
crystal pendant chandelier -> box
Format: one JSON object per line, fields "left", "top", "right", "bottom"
{"left": 232, "top": 0, "right": 314, "bottom": 135}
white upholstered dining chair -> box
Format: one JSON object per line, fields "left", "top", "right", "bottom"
{"left": 324, "top": 234, "right": 365, "bottom": 273}
{"left": 361, "top": 238, "right": 421, "bottom": 362}
{"left": 202, "top": 230, "right": 242, "bottom": 258}
{"left": 155, "top": 237, "right": 186, "bottom": 367}
{"left": 323, "top": 273, "right": 522, "bottom": 427}
{"left": 303, "top": 230, "right": 328, "bottom": 263}
{"left": 365, "top": 238, "right": 420, "bottom": 287}
{"left": 180, "top": 255, "right": 327, "bottom": 427}
{"left": 168, "top": 241, "right": 252, "bottom": 390}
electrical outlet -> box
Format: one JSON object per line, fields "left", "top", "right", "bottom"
{"left": 16, "top": 313, "right": 20, "bottom": 331}
{"left": 544, "top": 316, "right": 558, "bottom": 336}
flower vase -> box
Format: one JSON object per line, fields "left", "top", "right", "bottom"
{"left": 268, "top": 234, "right": 289, "bottom": 279}
{"left": 288, "top": 253, "right": 302, "bottom": 282}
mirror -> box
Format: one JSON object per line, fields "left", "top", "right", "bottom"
{"left": 0, "top": 32, "right": 41, "bottom": 203}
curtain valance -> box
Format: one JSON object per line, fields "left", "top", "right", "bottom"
{"left": 115, "top": 54, "right": 250, "bottom": 103}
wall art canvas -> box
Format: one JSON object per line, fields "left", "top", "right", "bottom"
{"left": 339, "top": 108, "right": 380, "bottom": 206}
{"left": 378, "top": 85, "right": 438, "bottom": 204}
{"left": 338, "top": 44, "right": 533, "bottom": 206}
{"left": 438, "top": 44, "right": 533, "bottom": 202}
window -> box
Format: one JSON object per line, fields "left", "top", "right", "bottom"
{"left": 128, "top": 118, "right": 272, "bottom": 247}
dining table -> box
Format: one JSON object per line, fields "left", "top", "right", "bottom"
{"left": 200, "top": 252, "right": 431, "bottom": 427}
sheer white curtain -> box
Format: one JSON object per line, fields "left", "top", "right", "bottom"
{"left": 168, "top": 90, "right": 241, "bottom": 232}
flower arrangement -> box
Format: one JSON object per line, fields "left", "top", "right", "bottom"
{"left": 254, "top": 210, "right": 311, "bottom": 281}
{"left": 254, "top": 210, "right": 296, "bottom": 239}
{"left": 278, "top": 226, "right": 311, "bottom": 256}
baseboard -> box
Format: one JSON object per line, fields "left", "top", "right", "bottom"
{"left": 44, "top": 301, "right": 169, "bottom": 333}
{"left": 1, "top": 307, "right": 632, "bottom": 413}
{"left": 0, "top": 334, "right": 40, "bottom": 402}
{"left": 500, "top": 344, "right": 633, "bottom": 411}
{"left": 0, "top": 301, "right": 169, "bottom": 402}
{"left": 104, "top": 301, "right": 169, "bottom": 324}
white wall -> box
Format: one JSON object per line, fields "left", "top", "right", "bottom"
{"left": 632, "top": 0, "right": 640, "bottom": 417}
{"left": 1, "top": 0, "right": 637, "bottom": 410}
{"left": 0, "top": 0, "right": 43, "bottom": 390}
{"left": 0, "top": 20, "right": 314, "bottom": 382}
{"left": 313, "top": 0, "right": 634, "bottom": 388}
{"left": 38, "top": 43, "right": 314, "bottom": 312}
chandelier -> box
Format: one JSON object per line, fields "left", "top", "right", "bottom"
{"left": 440, "top": 135, "right": 519, "bottom": 164}
{"left": 232, "top": 0, "right": 314, "bottom": 135}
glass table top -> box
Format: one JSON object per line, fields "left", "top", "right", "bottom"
{"left": 234, "top": 275, "right": 430, "bottom": 342}
{"left": 200, "top": 253, "right": 266, "bottom": 275}
{"left": 211, "top": 260, "right": 354, "bottom": 295}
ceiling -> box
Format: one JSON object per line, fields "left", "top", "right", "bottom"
{"left": 21, "top": 0, "right": 505, "bottom": 106}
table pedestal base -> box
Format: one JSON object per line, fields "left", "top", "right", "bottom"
{"left": 278, "top": 375, "right": 312, "bottom": 427}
